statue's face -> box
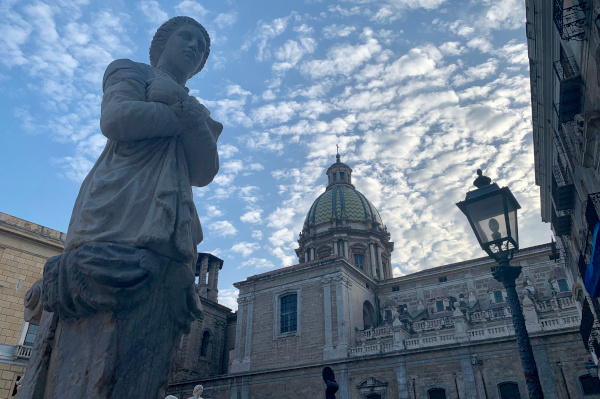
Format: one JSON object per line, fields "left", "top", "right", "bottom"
{"left": 159, "top": 24, "right": 206, "bottom": 79}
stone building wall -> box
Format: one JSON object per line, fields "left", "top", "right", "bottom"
{"left": 0, "top": 213, "right": 64, "bottom": 399}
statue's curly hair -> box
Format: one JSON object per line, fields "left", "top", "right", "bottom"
{"left": 149, "top": 16, "right": 211, "bottom": 78}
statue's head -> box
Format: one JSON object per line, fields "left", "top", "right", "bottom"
{"left": 150, "top": 16, "right": 211, "bottom": 78}
{"left": 193, "top": 385, "right": 204, "bottom": 395}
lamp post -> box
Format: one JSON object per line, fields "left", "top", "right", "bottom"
{"left": 456, "top": 170, "right": 545, "bottom": 399}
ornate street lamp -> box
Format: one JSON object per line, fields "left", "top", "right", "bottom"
{"left": 457, "top": 170, "right": 545, "bottom": 399}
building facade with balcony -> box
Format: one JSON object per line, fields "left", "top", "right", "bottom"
{"left": 527, "top": 0, "right": 600, "bottom": 369}
{"left": 168, "top": 158, "right": 592, "bottom": 399}
{"left": 0, "top": 213, "right": 64, "bottom": 398}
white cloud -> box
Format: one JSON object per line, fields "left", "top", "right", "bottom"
{"left": 301, "top": 30, "right": 381, "bottom": 78}
{"left": 218, "top": 287, "right": 239, "bottom": 311}
{"left": 251, "top": 230, "right": 264, "bottom": 240}
{"left": 138, "top": 0, "right": 168, "bottom": 25}
{"left": 215, "top": 12, "right": 238, "bottom": 28}
{"left": 240, "top": 209, "right": 263, "bottom": 224}
{"left": 231, "top": 242, "right": 260, "bottom": 257}
{"left": 240, "top": 257, "right": 275, "bottom": 269}
{"left": 209, "top": 220, "right": 238, "bottom": 237}
{"left": 242, "top": 17, "right": 289, "bottom": 61}
{"left": 174, "top": 1, "right": 209, "bottom": 21}
{"left": 273, "top": 38, "right": 317, "bottom": 73}
{"left": 322, "top": 24, "right": 356, "bottom": 39}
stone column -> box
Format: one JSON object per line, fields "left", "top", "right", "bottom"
{"left": 334, "top": 275, "right": 351, "bottom": 357}
{"left": 533, "top": 346, "right": 560, "bottom": 398}
{"left": 311, "top": 248, "right": 315, "bottom": 261}
{"left": 242, "top": 296, "right": 254, "bottom": 366}
{"left": 459, "top": 348, "right": 478, "bottom": 399}
{"left": 396, "top": 356, "right": 409, "bottom": 399}
{"left": 305, "top": 250, "right": 309, "bottom": 263}
{"left": 322, "top": 277, "right": 334, "bottom": 359}
{"left": 344, "top": 241, "right": 349, "bottom": 258}
{"left": 370, "top": 244, "right": 377, "bottom": 277}
{"left": 241, "top": 376, "right": 249, "bottom": 399}
{"left": 207, "top": 260, "right": 220, "bottom": 302}
{"left": 230, "top": 383, "right": 238, "bottom": 399}
{"left": 377, "top": 245, "right": 383, "bottom": 278}
{"left": 231, "top": 298, "right": 245, "bottom": 372}
{"left": 333, "top": 240, "right": 338, "bottom": 255}
{"left": 338, "top": 367, "right": 349, "bottom": 399}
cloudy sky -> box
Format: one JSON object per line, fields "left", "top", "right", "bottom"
{"left": 0, "top": 0, "right": 550, "bottom": 310}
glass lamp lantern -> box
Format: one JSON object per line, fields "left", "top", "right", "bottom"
{"left": 456, "top": 170, "right": 521, "bottom": 260}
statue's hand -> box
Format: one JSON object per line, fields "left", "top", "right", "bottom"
{"left": 146, "top": 78, "right": 188, "bottom": 105}
{"left": 170, "top": 97, "right": 211, "bottom": 126}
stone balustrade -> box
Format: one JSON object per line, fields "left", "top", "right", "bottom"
{"left": 469, "top": 307, "right": 511, "bottom": 322}
{"left": 356, "top": 325, "right": 393, "bottom": 340}
{"left": 349, "top": 303, "right": 581, "bottom": 358}
{"left": 412, "top": 317, "right": 454, "bottom": 332}
{"left": 537, "top": 296, "right": 576, "bottom": 312}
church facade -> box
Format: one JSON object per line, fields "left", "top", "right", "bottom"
{"left": 167, "top": 158, "right": 592, "bottom": 399}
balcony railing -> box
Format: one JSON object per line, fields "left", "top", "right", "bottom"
{"left": 553, "top": 0, "right": 587, "bottom": 41}
{"left": 412, "top": 317, "right": 454, "bottom": 333}
{"left": 554, "top": 56, "right": 582, "bottom": 81}
{"left": 553, "top": 56, "right": 583, "bottom": 123}
{"left": 14, "top": 344, "right": 33, "bottom": 360}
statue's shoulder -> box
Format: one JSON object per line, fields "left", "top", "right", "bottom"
{"left": 103, "top": 59, "right": 153, "bottom": 89}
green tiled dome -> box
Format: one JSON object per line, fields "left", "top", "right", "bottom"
{"left": 304, "top": 185, "right": 383, "bottom": 228}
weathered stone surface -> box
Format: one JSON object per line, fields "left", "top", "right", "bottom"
{"left": 16, "top": 15, "right": 221, "bottom": 399}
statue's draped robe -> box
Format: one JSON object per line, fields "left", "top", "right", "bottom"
{"left": 16, "top": 59, "right": 219, "bottom": 399}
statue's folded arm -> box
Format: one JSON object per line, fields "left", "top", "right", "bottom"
{"left": 100, "top": 59, "right": 183, "bottom": 142}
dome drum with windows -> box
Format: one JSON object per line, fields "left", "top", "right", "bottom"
{"left": 296, "top": 154, "right": 394, "bottom": 280}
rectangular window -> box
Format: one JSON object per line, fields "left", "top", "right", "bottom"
{"left": 392, "top": 286, "right": 399, "bottom": 292}
{"left": 436, "top": 300, "right": 445, "bottom": 312}
{"left": 280, "top": 294, "right": 298, "bottom": 333}
{"left": 23, "top": 324, "right": 38, "bottom": 347}
{"left": 333, "top": 173, "right": 337, "bottom": 181}
{"left": 340, "top": 172, "right": 345, "bottom": 180}
{"left": 439, "top": 276, "right": 447, "bottom": 282}
{"left": 494, "top": 291, "right": 504, "bottom": 303}
{"left": 354, "top": 254, "right": 364, "bottom": 270}
{"left": 557, "top": 279, "right": 569, "bottom": 292}
{"left": 499, "top": 382, "right": 521, "bottom": 398}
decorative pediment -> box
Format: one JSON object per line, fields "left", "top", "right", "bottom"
{"left": 350, "top": 243, "right": 368, "bottom": 254}
{"left": 356, "top": 376, "right": 388, "bottom": 389}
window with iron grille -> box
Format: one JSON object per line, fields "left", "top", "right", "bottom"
{"left": 280, "top": 294, "right": 298, "bottom": 333}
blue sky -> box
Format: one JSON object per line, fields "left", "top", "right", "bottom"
{"left": 0, "top": 0, "right": 550, "bottom": 310}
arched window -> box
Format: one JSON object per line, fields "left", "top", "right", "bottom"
{"left": 280, "top": 294, "right": 297, "bottom": 333}
{"left": 200, "top": 331, "right": 210, "bottom": 357}
{"left": 498, "top": 382, "right": 520, "bottom": 398}
{"left": 363, "top": 301, "right": 376, "bottom": 330}
{"left": 580, "top": 375, "right": 600, "bottom": 395}
{"left": 428, "top": 388, "right": 446, "bottom": 399}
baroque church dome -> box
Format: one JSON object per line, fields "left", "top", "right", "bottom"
{"left": 304, "top": 185, "right": 383, "bottom": 228}
{"left": 303, "top": 153, "right": 382, "bottom": 229}
{"left": 296, "top": 153, "right": 394, "bottom": 280}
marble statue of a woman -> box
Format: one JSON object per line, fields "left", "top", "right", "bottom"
{"left": 16, "top": 16, "right": 221, "bottom": 399}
